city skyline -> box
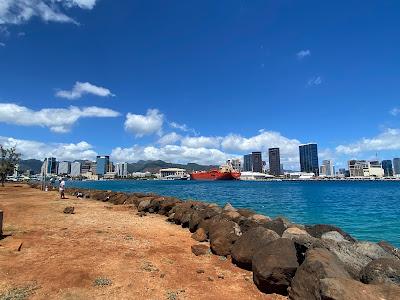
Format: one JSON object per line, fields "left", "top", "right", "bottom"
{"left": 1, "top": 1, "right": 400, "bottom": 168}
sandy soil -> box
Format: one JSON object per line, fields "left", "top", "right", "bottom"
{"left": 0, "top": 184, "right": 285, "bottom": 300}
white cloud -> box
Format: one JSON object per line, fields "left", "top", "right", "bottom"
{"left": 0, "top": 136, "right": 97, "bottom": 161}
{"left": 307, "top": 76, "right": 322, "bottom": 87}
{"left": 390, "top": 107, "right": 400, "bottom": 116}
{"left": 0, "top": 103, "right": 120, "bottom": 133}
{"left": 0, "top": 42, "right": 4, "bottom": 47}
{"left": 181, "top": 136, "right": 222, "bottom": 148}
{"left": 169, "top": 121, "right": 197, "bottom": 135}
{"left": 56, "top": 82, "right": 115, "bottom": 99}
{"left": 124, "top": 109, "right": 164, "bottom": 138}
{"left": 158, "top": 132, "right": 182, "bottom": 145}
{"left": 111, "top": 145, "right": 233, "bottom": 166}
{"left": 336, "top": 128, "right": 400, "bottom": 155}
{"left": 0, "top": 0, "right": 98, "bottom": 25}
{"left": 297, "top": 49, "right": 311, "bottom": 59}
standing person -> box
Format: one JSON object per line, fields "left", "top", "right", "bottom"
{"left": 59, "top": 179, "right": 66, "bottom": 199}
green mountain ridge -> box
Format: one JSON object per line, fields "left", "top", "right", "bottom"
{"left": 18, "top": 159, "right": 217, "bottom": 175}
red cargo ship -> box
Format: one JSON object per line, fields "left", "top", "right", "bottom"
{"left": 190, "top": 165, "right": 241, "bottom": 181}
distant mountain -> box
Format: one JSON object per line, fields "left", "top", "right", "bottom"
{"left": 127, "top": 160, "right": 217, "bottom": 173}
{"left": 19, "top": 159, "right": 43, "bottom": 174}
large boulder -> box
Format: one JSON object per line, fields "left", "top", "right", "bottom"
{"left": 319, "top": 277, "right": 400, "bottom": 300}
{"left": 305, "top": 224, "right": 356, "bottom": 242}
{"left": 378, "top": 241, "right": 400, "bottom": 260}
{"left": 231, "top": 227, "right": 279, "bottom": 270}
{"left": 137, "top": 199, "right": 152, "bottom": 212}
{"left": 322, "top": 241, "right": 395, "bottom": 279}
{"left": 263, "top": 217, "right": 293, "bottom": 236}
{"left": 252, "top": 238, "right": 299, "bottom": 295}
{"left": 360, "top": 258, "right": 400, "bottom": 285}
{"left": 208, "top": 218, "right": 242, "bottom": 256}
{"left": 321, "top": 231, "right": 349, "bottom": 243}
{"left": 289, "top": 248, "right": 351, "bottom": 300}
{"left": 237, "top": 208, "right": 256, "bottom": 218}
{"left": 223, "top": 202, "right": 236, "bottom": 212}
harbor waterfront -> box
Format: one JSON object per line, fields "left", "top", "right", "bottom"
{"left": 66, "top": 180, "right": 400, "bottom": 247}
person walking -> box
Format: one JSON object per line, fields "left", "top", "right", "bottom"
{"left": 59, "top": 179, "right": 66, "bottom": 199}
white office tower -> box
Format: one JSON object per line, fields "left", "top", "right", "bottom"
{"left": 70, "top": 162, "right": 82, "bottom": 177}
{"left": 321, "top": 160, "right": 335, "bottom": 176}
{"left": 115, "top": 162, "right": 128, "bottom": 178}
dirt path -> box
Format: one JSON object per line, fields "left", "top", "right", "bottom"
{"left": 0, "top": 184, "right": 285, "bottom": 300}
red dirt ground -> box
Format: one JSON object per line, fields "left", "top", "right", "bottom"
{"left": 0, "top": 184, "right": 286, "bottom": 300}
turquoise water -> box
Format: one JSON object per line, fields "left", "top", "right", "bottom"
{"left": 66, "top": 180, "right": 400, "bottom": 247}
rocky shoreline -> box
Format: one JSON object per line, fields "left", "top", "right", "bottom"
{"left": 30, "top": 183, "right": 400, "bottom": 299}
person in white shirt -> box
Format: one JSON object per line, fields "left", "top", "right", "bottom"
{"left": 59, "top": 179, "right": 66, "bottom": 199}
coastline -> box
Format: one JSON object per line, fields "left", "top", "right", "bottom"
{"left": 26, "top": 182, "right": 400, "bottom": 298}
{"left": 0, "top": 183, "right": 280, "bottom": 300}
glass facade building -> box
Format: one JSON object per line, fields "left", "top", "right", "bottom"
{"left": 243, "top": 154, "right": 252, "bottom": 172}
{"left": 382, "top": 160, "right": 393, "bottom": 177}
{"left": 299, "top": 143, "right": 319, "bottom": 175}
{"left": 393, "top": 158, "right": 400, "bottom": 175}
{"left": 268, "top": 148, "right": 281, "bottom": 176}
{"left": 251, "top": 152, "right": 263, "bottom": 173}
{"left": 96, "top": 155, "right": 110, "bottom": 175}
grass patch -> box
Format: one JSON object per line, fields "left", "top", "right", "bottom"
{"left": 93, "top": 277, "right": 112, "bottom": 287}
{"left": 0, "top": 283, "right": 39, "bottom": 300}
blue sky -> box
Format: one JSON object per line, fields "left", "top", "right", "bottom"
{"left": 1, "top": 0, "right": 400, "bottom": 169}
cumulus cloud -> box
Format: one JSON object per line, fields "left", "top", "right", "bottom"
{"left": 297, "top": 49, "right": 311, "bottom": 59}
{"left": 111, "top": 145, "right": 233, "bottom": 166}
{"left": 0, "top": 136, "right": 97, "bottom": 160}
{"left": 336, "top": 128, "right": 400, "bottom": 155}
{"left": 307, "top": 76, "right": 322, "bottom": 87}
{"left": 124, "top": 109, "right": 164, "bottom": 137}
{"left": 0, "top": 42, "right": 5, "bottom": 47}
{"left": 158, "top": 132, "right": 182, "bottom": 146}
{"left": 56, "top": 81, "right": 115, "bottom": 99}
{"left": 181, "top": 136, "right": 222, "bottom": 148}
{"left": 0, "top": 0, "right": 98, "bottom": 25}
{"left": 0, "top": 103, "right": 120, "bottom": 133}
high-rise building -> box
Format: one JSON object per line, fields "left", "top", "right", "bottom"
{"left": 393, "top": 158, "right": 400, "bottom": 175}
{"left": 268, "top": 148, "right": 281, "bottom": 176}
{"left": 81, "top": 160, "right": 92, "bottom": 173}
{"left": 70, "top": 162, "right": 82, "bottom": 177}
{"left": 299, "top": 143, "right": 319, "bottom": 175}
{"left": 251, "top": 152, "right": 263, "bottom": 173}
{"left": 243, "top": 154, "right": 252, "bottom": 172}
{"left": 41, "top": 157, "right": 57, "bottom": 175}
{"left": 96, "top": 155, "right": 110, "bottom": 175}
{"left": 321, "top": 160, "right": 334, "bottom": 176}
{"left": 58, "top": 161, "right": 71, "bottom": 175}
{"left": 115, "top": 162, "right": 128, "bottom": 178}
{"left": 382, "top": 160, "right": 393, "bottom": 177}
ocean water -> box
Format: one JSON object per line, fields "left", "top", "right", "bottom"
{"left": 66, "top": 180, "right": 400, "bottom": 247}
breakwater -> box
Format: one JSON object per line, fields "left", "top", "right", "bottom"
{"left": 30, "top": 183, "right": 400, "bottom": 298}
{"left": 65, "top": 180, "right": 400, "bottom": 247}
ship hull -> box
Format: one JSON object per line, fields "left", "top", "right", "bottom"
{"left": 190, "top": 170, "right": 241, "bottom": 181}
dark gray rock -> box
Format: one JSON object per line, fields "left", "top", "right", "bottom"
{"left": 231, "top": 227, "right": 279, "bottom": 270}
{"left": 208, "top": 218, "right": 242, "bottom": 256}
{"left": 322, "top": 240, "right": 395, "bottom": 279}
{"left": 360, "top": 258, "right": 400, "bottom": 285}
{"left": 305, "top": 224, "right": 356, "bottom": 242}
{"left": 252, "top": 238, "right": 299, "bottom": 295}
{"left": 289, "top": 248, "right": 351, "bottom": 300}
{"left": 378, "top": 241, "right": 400, "bottom": 260}
{"left": 137, "top": 199, "right": 152, "bottom": 212}
{"left": 319, "top": 277, "right": 400, "bottom": 300}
